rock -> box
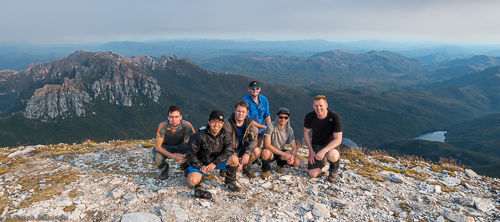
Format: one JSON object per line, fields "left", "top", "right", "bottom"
{"left": 261, "top": 182, "right": 272, "bottom": 188}
{"left": 54, "top": 199, "right": 72, "bottom": 207}
{"left": 332, "top": 199, "right": 348, "bottom": 208}
{"left": 304, "top": 211, "right": 314, "bottom": 221}
{"left": 279, "top": 175, "right": 292, "bottom": 181}
{"left": 454, "top": 197, "right": 474, "bottom": 207}
{"left": 107, "top": 188, "right": 124, "bottom": 199}
{"left": 199, "top": 200, "right": 211, "bottom": 207}
{"left": 312, "top": 203, "right": 330, "bottom": 218}
{"left": 122, "top": 193, "right": 138, "bottom": 205}
{"left": 171, "top": 204, "right": 189, "bottom": 222}
{"left": 436, "top": 216, "right": 445, "bottom": 222}
{"left": 444, "top": 209, "right": 468, "bottom": 222}
{"left": 441, "top": 177, "right": 461, "bottom": 187}
{"left": 386, "top": 172, "right": 404, "bottom": 183}
{"left": 119, "top": 212, "right": 161, "bottom": 222}
{"left": 399, "top": 211, "right": 408, "bottom": 218}
{"left": 7, "top": 147, "right": 35, "bottom": 158}
{"left": 466, "top": 216, "right": 475, "bottom": 222}
{"left": 435, "top": 185, "right": 442, "bottom": 193}
{"left": 472, "top": 197, "right": 495, "bottom": 212}
{"left": 464, "top": 169, "right": 479, "bottom": 179}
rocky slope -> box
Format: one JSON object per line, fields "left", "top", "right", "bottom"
{"left": 0, "top": 51, "right": 164, "bottom": 120}
{"left": 1, "top": 141, "right": 498, "bottom": 221}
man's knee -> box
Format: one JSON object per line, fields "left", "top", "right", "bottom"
{"left": 227, "top": 155, "right": 239, "bottom": 167}
{"left": 326, "top": 149, "right": 340, "bottom": 162}
{"left": 261, "top": 149, "right": 273, "bottom": 160}
{"left": 293, "top": 157, "right": 302, "bottom": 167}
{"left": 308, "top": 169, "right": 321, "bottom": 178}
{"left": 188, "top": 173, "right": 202, "bottom": 186}
{"left": 252, "top": 148, "right": 261, "bottom": 157}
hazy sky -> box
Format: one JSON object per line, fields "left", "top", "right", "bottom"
{"left": 1, "top": 0, "right": 499, "bottom": 44}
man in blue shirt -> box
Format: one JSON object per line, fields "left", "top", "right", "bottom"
{"left": 242, "top": 81, "right": 271, "bottom": 149}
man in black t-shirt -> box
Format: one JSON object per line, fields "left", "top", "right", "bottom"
{"left": 303, "top": 95, "right": 343, "bottom": 183}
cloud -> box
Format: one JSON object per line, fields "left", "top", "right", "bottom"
{"left": 1, "top": 0, "right": 499, "bottom": 43}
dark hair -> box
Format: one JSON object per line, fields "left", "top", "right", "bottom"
{"left": 168, "top": 105, "right": 181, "bottom": 115}
{"left": 234, "top": 100, "right": 249, "bottom": 111}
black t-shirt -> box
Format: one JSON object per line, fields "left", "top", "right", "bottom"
{"left": 304, "top": 110, "right": 342, "bottom": 146}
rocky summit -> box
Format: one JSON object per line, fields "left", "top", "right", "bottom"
{"left": 0, "top": 141, "right": 499, "bottom": 221}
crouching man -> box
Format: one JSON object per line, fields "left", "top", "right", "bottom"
{"left": 153, "top": 105, "right": 195, "bottom": 180}
{"left": 224, "top": 101, "right": 260, "bottom": 178}
{"left": 303, "top": 95, "right": 343, "bottom": 183}
{"left": 261, "top": 107, "right": 301, "bottom": 179}
{"left": 186, "top": 110, "right": 240, "bottom": 192}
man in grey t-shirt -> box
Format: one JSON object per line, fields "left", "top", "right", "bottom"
{"left": 260, "top": 107, "right": 302, "bottom": 179}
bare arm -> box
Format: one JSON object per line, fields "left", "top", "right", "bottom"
{"left": 318, "top": 132, "right": 343, "bottom": 155}
{"left": 155, "top": 137, "right": 186, "bottom": 164}
{"left": 290, "top": 141, "right": 298, "bottom": 156}
{"left": 303, "top": 127, "right": 313, "bottom": 152}
{"left": 265, "top": 115, "right": 271, "bottom": 127}
{"left": 264, "top": 135, "right": 289, "bottom": 156}
{"left": 253, "top": 122, "right": 267, "bottom": 129}
{"left": 303, "top": 127, "right": 316, "bottom": 164}
{"left": 155, "top": 137, "right": 174, "bottom": 158}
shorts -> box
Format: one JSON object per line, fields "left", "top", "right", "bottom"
{"left": 307, "top": 144, "right": 327, "bottom": 170}
{"left": 269, "top": 150, "right": 291, "bottom": 167}
{"left": 307, "top": 158, "right": 327, "bottom": 170}
{"left": 257, "top": 132, "right": 265, "bottom": 148}
{"left": 188, "top": 159, "right": 229, "bottom": 176}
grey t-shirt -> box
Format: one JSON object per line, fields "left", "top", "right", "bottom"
{"left": 264, "top": 121, "right": 295, "bottom": 150}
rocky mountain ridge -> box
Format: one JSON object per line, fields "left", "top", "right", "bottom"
{"left": 0, "top": 51, "right": 178, "bottom": 120}
{"left": 0, "top": 140, "right": 498, "bottom": 221}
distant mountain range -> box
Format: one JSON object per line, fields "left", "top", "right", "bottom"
{"left": 3, "top": 40, "right": 500, "bottom": 71}
{"left": 201, "top": 51, "right": 500, "bottom": 91}
{"left": 0, "top": 50, "right": 499, "bottom": 177}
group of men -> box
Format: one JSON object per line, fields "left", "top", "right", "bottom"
{"left": 153, "top": 81, "right": 343, "bottom": 193}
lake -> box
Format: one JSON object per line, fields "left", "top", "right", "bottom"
{"left": 414, "top": 131, "right": 447, "bottom": 142}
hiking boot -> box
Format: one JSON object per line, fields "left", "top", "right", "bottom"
{"left": 243, "top": 165, "right": 256, "bottom": 178}
{"left": 219, "top": 169, "right": 227, "bottom": 178}
{"left": 276, "top": 165, "right": 284, "bottom": 174}
{"left": 261, "top": 159, "right": 271, "bottom": 179}
{"left": 180, "top": 162, "right": 189, "bottom": 178}
{"left": 327, "top": 171, "right": 337, "bottom": 183}
{"left": 159, "top": 163, "right": 169, "bottom": 180}
{"left": 327, "top": 160, "right": 340, "bottom": 183}
{"left": 194, "top": 188, "right": 213, "bottom": 201}
{"left": 225, "top": 166, "right": 240, "bottom": 192}
{"left": 261, "top": 170, "right": 271, "bottom": 179}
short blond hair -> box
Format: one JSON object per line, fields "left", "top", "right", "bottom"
{"left": 314, "top": 95, "right": 327, "bottom": 103}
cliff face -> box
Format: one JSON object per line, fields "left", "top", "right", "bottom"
{"left": 1, "top": 51, "right": 164, "bottom": 120}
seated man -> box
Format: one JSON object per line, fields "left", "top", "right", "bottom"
{"left": 153, "top": 105, "right": 195, "bottom": 180}
{"left": 303, "top": 95, "right": 343, "bottom": 183}
{"left": 187, "top": 110, "right": 240, "bottom": 192}
{"left": 224, "top": 101, "right": 260, "bottom": 178}
{"left": 261, "top": 107, "right": 301, "bottom": 179}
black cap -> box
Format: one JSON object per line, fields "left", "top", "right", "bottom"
{"left": 248, "top": 81, "right": 260, "bottom": 88}
{"left": 277, "top": 107, "right": 290, "bottom": 116}
{"left": 209, "top": 110, "right": 224, "bottom": 121}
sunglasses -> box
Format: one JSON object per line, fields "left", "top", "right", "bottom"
{"left": 250, "top": 86, "right": 260, "bottom": 90}
{"left": 278, "top": 115, "right": 289, "bottom": 120}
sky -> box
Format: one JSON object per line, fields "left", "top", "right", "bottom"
{"left": 1, "top": 0, "right": 500, "bottom": 44}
